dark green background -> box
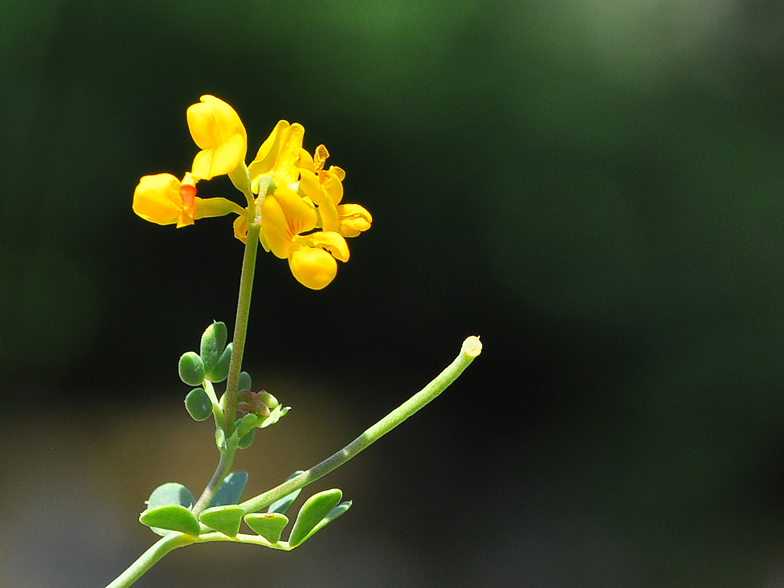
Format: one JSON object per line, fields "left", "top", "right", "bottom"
{"left": 2, "top": 1, "right": 784, "bottom": 586}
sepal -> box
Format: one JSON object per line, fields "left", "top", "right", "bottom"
{"left": 258, "top": 404, "right": 290, "bottom": 428}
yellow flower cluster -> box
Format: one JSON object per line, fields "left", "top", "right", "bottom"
{"left": 132, "top": 95, "right": 372, "bottom": 289}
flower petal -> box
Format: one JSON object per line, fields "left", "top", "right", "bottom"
{"left": 288, "top": 243, "right": 338, "bottom": 290}
{"left": 192, "top": 133, "right": 247, "bottom": 180}
{"left": 187, "top": 95, "right": 247, "bottom": 180}
{"left": 132, "top": 173, "right": 182, "bottom": 225}
{"left": 249, "top": 122, "right": 304, "bottom": 188}
{"left": 187, "top": 95, "right": 246, "bottom": 149}
{"left": 260, "top": 187, "right": 317, "bottom": 259}
{"left": 306, "top": 231, "right": 350, "bottom": 262}
{"left": 337, "top": 203, "right": 372, "bottom": 237}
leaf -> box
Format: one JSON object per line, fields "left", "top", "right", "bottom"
{"left": 267, "top": 471, "right": 305, "bottom": 515}
{"left": 305, "top": 501, "right": 352, "bottom": 540}
{"left": 199, "top": 505, "right": 244, "bottom": 537}
{"left": 237, "top": 428, "right": 256, "bottom": 449}
{"left": 142, "top": 482, "right": 196, "bottom": 536}
{"left": 140, "top": 505, "right": 200, "bottom": 536}
{"left": 288, "top": 489, "right": 343, "bottom": 547}
{"left": 185, "top": 388, "right": 212, "bottom": 421}
{"left": 208, "top": 471, "right": 248, "bottom": 507}
{"left": 238, "top": 371, "right": 252, "bottom": 391}
{"left": 178, "top": 352, "right": 205, "bottom": 386}
{"left": 200, "top": 321, "right": 227, "bottom": 375}
{"left": 146, "top": 482, "right": 195, "bottom": 509}
{"left": 208, "top": 343, "right": 232, "bottom": 383}
{"left": 244, "top": 512, "right": 289, "bottom": 543}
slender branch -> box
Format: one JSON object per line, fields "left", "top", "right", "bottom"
{"left": 104, "top": 533, "right": 195, "bottom": 588}
{"left": 238, "top": 336, "right": 483, "bottom": 515}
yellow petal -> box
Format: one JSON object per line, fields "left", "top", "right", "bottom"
{"left": 319, "top": 168, "right": 344, "bottom": 205}
{"left": 187, "top": 95, "right": 246, "bottom": 149}
{"left": 313, "top": 144, "right": 329, "bottom": 172}
{"left": 288, "top": 243, "right": 338, "bottom": 290}
{"left": 248, "top": 120, "right": 290, "bottom": 176}
{"left": 337, "top": 203, "right": 372, "bottom": 237}
{"left": 296, "top": 148, "right": 315, "bottom": 172}
{"left": 306, "top": 231, "right": 350, "bottom": 262}
{"left": 233, "top": 215, "right": 248, "bottom": 243}
{"left": 187, "top": 95, "right": 247, "bottom": 180}
{"left": 249, "top": 121, "right": 304, "bottom": 187}
{"left": 298, "top": 168, "right": 339, "bottom": 232}
{"left": 132, "top": 173, "right": 182, "bottom": 225}
{"left": 298, "top": 168, "right": 327, "bottom": 205}
{"left": 192, "top": 133, "right": 247, "bottom": 180}
{"left": 260, "top": 187, "right": 317, "bottom": 259}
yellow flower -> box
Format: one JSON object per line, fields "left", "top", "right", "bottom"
{"left": 134, "top": 98, "right": 370, "bottom": 289}
{"left": 296, "top": 144, "right": 372, "bottom": 237}
{"left": 187, "top": 95, "right": 247, "bottom": 181}
{"left": 261, "top": 186, "right": 349, "bottom": 290}
{"left": 132, "top": 172, "right": 243, "bottom": 228}
{"left": 336, "top": 203, "right": 373, "bottom": 237}
{"left": 247, "top": 120, "right": 305, "bottom": 190}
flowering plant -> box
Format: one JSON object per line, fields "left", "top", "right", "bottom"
{"left": 106, "top": 95, "right": 481, "bottom": 587}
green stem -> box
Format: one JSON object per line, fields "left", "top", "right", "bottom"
{"left": 222, "top": 217, "right": 261, "bottom": 436}
{"left": 222, "top": 176, "right": 272, "bottom": 436}
{"left": 191, "top": 443, "right": 236, "bottom": 516}
{"left": 104, "top": 533, "right": 195, "bottom": 588}
{"left": 238, "top": 336, "right": 483, "bottom": 515}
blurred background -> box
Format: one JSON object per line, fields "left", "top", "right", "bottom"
{"left": 2, "top": 0, "right": 784, "bottom": 586}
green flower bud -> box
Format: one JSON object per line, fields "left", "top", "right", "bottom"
{"left": 179, "top": 352, "right": 205, "bottom": 386}
{"left": 258, "top": 391, "right": 279, "bottom": 409}
{"left": 185, "top": 388, "right": 212, "bottom": 421}
{"left": 200, "top": 321, "right": 228, "bottom": 374}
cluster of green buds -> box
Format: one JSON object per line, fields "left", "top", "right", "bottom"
{"left": 178, "top": 321, "right": 289, "bottom": 451}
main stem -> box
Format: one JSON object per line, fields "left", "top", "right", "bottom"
{"left": 222, "top": 219, "right": 261, "bottom": 435}
{"left": 194, "top": 187, "right": 266, "bottom": 514}
{"left": 104, "top": 533, "right": 195, "bottom": 588}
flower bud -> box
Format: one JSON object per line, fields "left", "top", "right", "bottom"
{"left": 258, "top": 391, "right": 279, "bottom": 409}
{"left": 179, "top": 352, "right": 205, "bottom": 386}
